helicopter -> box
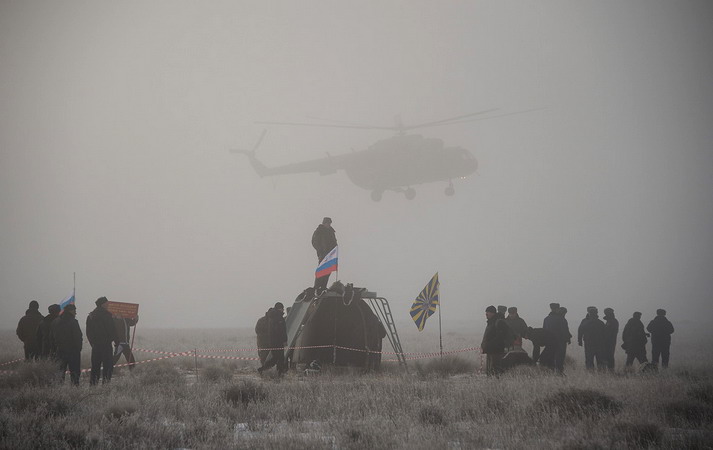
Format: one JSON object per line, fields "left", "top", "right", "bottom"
{"left": 232, "top": 109, "right": 524, "bottom": 201}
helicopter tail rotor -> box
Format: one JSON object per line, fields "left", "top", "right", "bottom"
{"left": 230, "top": 129, "right": 269, "bottom": 177}
{"left": 230, "top": 129, "right": 267, "bottom": 156}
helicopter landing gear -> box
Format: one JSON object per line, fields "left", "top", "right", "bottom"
{"left": 371, "top": 190, "right": 384, "bottom": 202}
{"left": 405, "top": 187, "right": 416, "bottom": 200}
{"left": 445, "top": 182, "right": 455, "bottom": 196}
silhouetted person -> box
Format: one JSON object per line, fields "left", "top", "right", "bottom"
{"left": 578, "top": 306, "right": 607, "bottom": 370}
{"left": 312, "top": 217, "right": 337, "bottom": 291}
{"left": 603, "top": 307, "right": 619, "bottom": 371}
{"left": 258, "top": 302, "right": 288, "bottom": 376}
{"left": 113, "top": 316, "right": 138, "bottom": 370}
{"left": 496, "top": 305, "right": 518, "bottom": 351}
{"left": 543, "top": 303, "right": 570, "bottom": 373}
{"left": 647, "top": 309, "right": 674, "bottom": 368}
{"left": 558, "top": 307, "right": 573, "bottom": 369}
{"left": 524, "top": 326, "right": 556, "bottom": 363}
{"left": 16, "top": 300, "right": 44, "bottom": 360}
{"left": 37, "top": 304, "right": 61, "bottom": 358}
{"left": 365, "top": 307, "right": 387, "bottom": 371}
{"left": 255, "top": 307, "right": 272, "bottom": 365}
{"left": 86, "top": 297, "right": 117, "bottom": 385}
{"left": 622, "top": 311, "right": 648, "bottom": 368}
{"left": 481, "top": 305, "right": 509, "bottom": 376}
{"left": 51, "top": 303, "right": 82, "bottom": 385}
{"left": 505, "top": 307, "right": 528, "bottom": 348}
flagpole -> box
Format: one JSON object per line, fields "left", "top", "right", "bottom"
{"left": 438, "top": 298, "right": 443, "bottom": 359}
{"left": 73, "top": 272, "right": 76, "bottom": 302}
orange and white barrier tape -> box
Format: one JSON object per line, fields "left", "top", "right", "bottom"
{"left": 1, "top": 345, "right": 487, "bottom": 371}
{"left": 189, "top": 344, "right": 336, "bottom": 353}
{"left": 78, "top": 351, "right": 193, "bottom": 373}
{"left": 0, "top": 358, "right": 22, "bottom": 367}
{"left": 132, "top": 348, "right": 191, "bottom": 356}
{"left": 334, "top": 345, "right": 482, "bottom": 359}
{"left": 194, "top": 354, "right": 261, "bottom": 361}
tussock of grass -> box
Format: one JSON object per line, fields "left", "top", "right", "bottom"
{"left": 612, "top": 422, "right": 663, "bottom": 448}
{"left": 5, "top": 389, "right": 72, "bottom": 417}
{"left": 0, "top": 359, "right": 57, "bottom": 388}
{"left": 201, "top": 365, "right": 233, "bottom": 383}
{"left": 224, "top": 380, "right": 267, "bottom": 406}
{"left": 56, "top": 425, "right": 87, "bottom": 448}
{"left": 341, "top": 427, "right": 380, "bottom": 449}
{"left": 414, "top": 355, "right": 475, "bottom": 377}
{"left": 675, "top": 369, "right": 710, "bottom": 382}
{"left": 418, "top": 404, "right": 446, "bottom": 426}
{"left": 136, "top": 361, "right": 184, "bottom": 386}
{"left": 532, "top": 388, "right": 622, "bottom": 421}
{"left": 663, "top": 399, "right": 713, "bottom": 426}
{"left": 104, "top": 399, "right": 139, "bottom": 419}
{"left": 688, "top": 383, "right": 713, "bottom": 405}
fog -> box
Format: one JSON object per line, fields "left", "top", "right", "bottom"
{"left": 2, "top": 1, "right": 712, "bottom": 333}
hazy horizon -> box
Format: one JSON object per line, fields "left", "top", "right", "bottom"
{"left": 2, "top": 1, "right": 712, "bottom": 333}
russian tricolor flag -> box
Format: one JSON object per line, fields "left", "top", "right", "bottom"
{"left": 59, "top": 293, "right": 75, "bottom": 312}
{"left": 316, "top": 246, "right": 338, "bottom": 278}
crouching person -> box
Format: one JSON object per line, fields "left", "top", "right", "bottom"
{"left": 51, "top": 304, "right": 82, "bottom": 385}
{"left": 258, "top": 302, "right": 288, "bottom": 376}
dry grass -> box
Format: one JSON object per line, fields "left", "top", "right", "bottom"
{"left": 414, "top": 355, "right": 475, "bottom": 377}
{"left": 532, "top": 388, "right": 622, "bottom": 421}
{"left": 0, "top": 327, "right": 712, "bottom": 449}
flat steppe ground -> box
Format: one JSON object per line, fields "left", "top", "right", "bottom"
{"left": 1, "top": 321, "right": 712, "bottom": 449}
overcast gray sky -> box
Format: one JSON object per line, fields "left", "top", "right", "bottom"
{"left": 1, "top": 1, "right": 712, "bottom": 332}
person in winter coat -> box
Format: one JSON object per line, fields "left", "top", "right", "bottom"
{"left": 16, "top": 300, "right": 44, "bottom": 360}
{"left": 505, "top": 307, "right": 528, "bottom": 347}
{"left": 577, "top": 306, "right": 607, "bottom": 370}
{"left": 86, "top": 297, "right": 118, "bottom": 385}
{"left": 481, "top": 305, "right": 509, "bottom": 376}
{"left": 603, "top": 307, "right": 619, "bottom": 371}
{"left": 622, "top": 311, "right": 649, "bottom": 367}
{"left": 113, "top": 316, "right": 138, "bottom": 370}
{"left": 542, "top": 303, "right": 571, "bottom": 374}
{"left": 37, "top": 304, "right": 61, "bottom": 358}
{"left": 312, "top": 217, "right": 337, "bottom": 291}
{"left": 258, "top": 302, "right": 288, "bottom": 375}
{"left": 255, "top": 308, "right": 272, "bottom": 365}
{"left": 647, "top": 309, "right": 674, "bottom": 368}
{"left": 50, "top": 303, "right": 82, "bottom": 385}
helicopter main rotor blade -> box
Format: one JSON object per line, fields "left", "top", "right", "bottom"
{"left": 400, "top": 108, "right": 499, "bottom": 131}
{"left": 255, "top": 121, "right": 396, "bottom": 131}
{"left": 303, "top": 115, "right": 380, "bottom": 127}
{"left": 415, "top": 108, "right": 547, "bottom": 129}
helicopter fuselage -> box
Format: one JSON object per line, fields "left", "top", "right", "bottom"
{"left": 341, "top": 134, "right": 477, "bottom": 191}
{"left": 237, "top": 132, "right": 477, "bottom": 200}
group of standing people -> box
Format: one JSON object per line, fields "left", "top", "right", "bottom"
{"left": 480, "top": 302, "right": 675, "bottom": 376}
{"left": 15, "top": 297, "right": 138, "bottom": 385}
{"left": 576, "top": 307, "right": 675, "bottom": 370}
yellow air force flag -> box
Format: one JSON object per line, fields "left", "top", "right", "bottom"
{"left": 410, "top": 273, "right": 440, "bottom": 331}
